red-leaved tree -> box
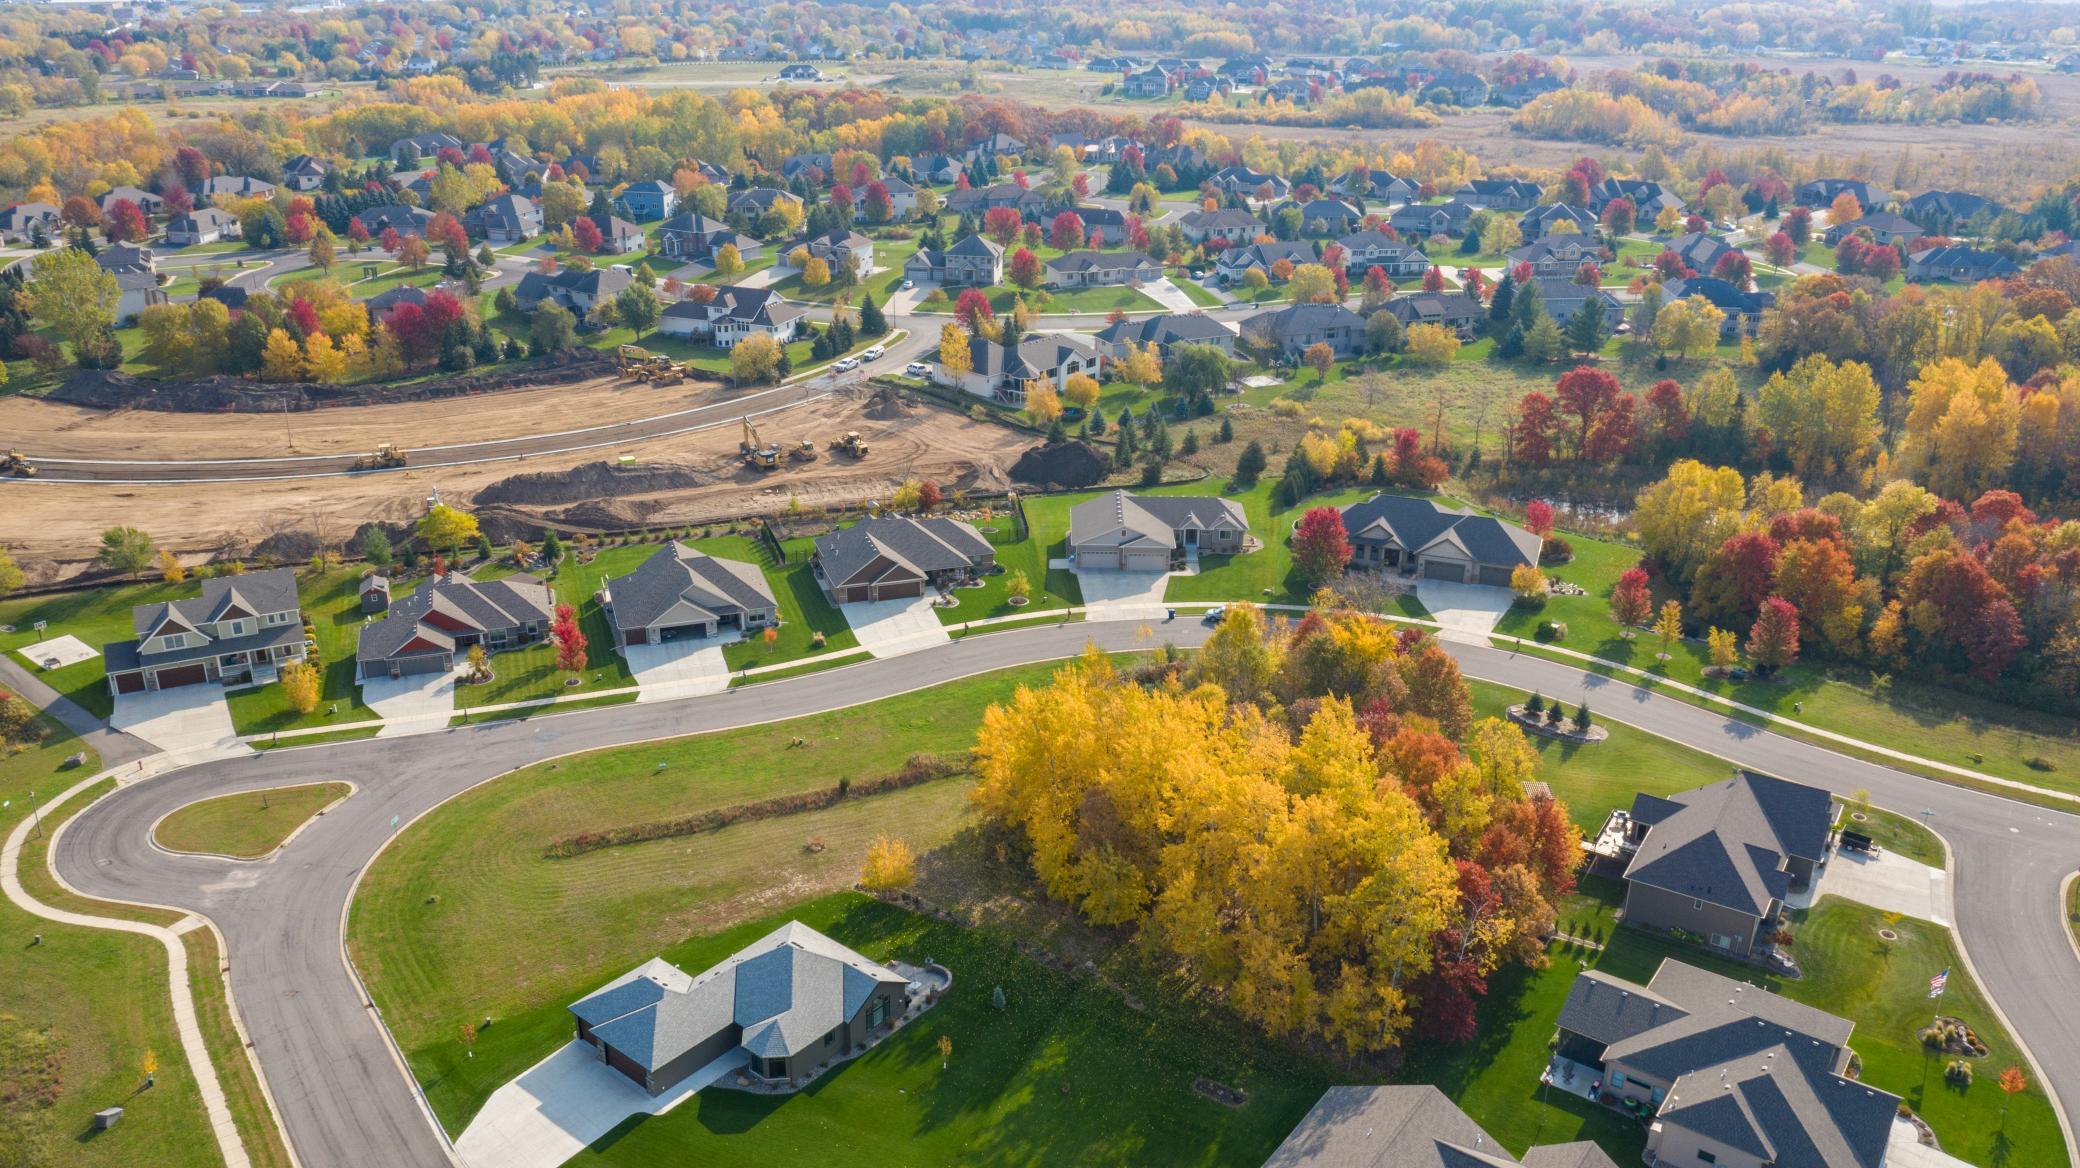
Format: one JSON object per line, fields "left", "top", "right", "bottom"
{"left": 1291, "top": 506, "right": 1352, "bottom": 591}
{"left": 954, "top": 287, "right": 995, "bottom": 334}
{"left": 552, "top": 602, "right": 588, "bottom": 677}
{"left": 1747, "top": 596, "right": 1800, "bottom": 673}
{"left": 1610, "top": 566, "right": 1654, "bottom": 629}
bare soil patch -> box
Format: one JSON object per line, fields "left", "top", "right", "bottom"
{"left": 1010, "top": 440, "right": 1109, "bottom": 489}
{"left": 48, "top": 349, "right": 626, "bottom": 413}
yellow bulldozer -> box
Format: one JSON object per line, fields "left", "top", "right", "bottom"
{"left": 0, "top": 449, "right": 36, "bottom": 477}
{"left": 739, "top": 417, "right": 780, "bottom": 471}
{"left": 620, "top": 344, "right": 691, "bottom": 386}
{"left": 788, "top": 438, "right": 817, "bottom": 462}
{"left": 351, "top": 442, "right": 407, "bottom": 471}
{"left": 828, "top": 431, "right": 870, "bottom": 459}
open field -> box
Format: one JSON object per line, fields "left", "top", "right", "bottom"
{"left": 152, "top": 781, "right": 351, "bottom": 858}
{"left": 0, "top": 387, "right": 1034, "bottom": 578}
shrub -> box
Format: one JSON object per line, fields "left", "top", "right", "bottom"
{"left": 2027, "top": 756, "right": 2057, "bottom": 772}
{"left": 1946, "top": 1060, "right": 1974, "bottom": 1087}
{"left": 1539, "top": 535, "right": 1574, "bottom": 563}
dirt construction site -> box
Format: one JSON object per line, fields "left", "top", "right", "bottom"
{"left": 0, "top": 380, "right": 1033, "bottom": 584}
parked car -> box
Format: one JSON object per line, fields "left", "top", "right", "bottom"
{"left": 900, "top": 278, "right": 914, "bottom": 290}
{"left": 1203, "top": 605, "right": 1226, "bottom": 624}
{"left": 862, "top": 345, "right": 885, "bottom": 361}
{"left": 904, "top": 361, "right": 931, "bottom": 377}
{"left": 831, "top": 357, "right": 860, "bottom": 372}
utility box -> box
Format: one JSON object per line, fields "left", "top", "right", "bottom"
{"left": 94, "top": 1108, "right": 123, "bottom": 1131}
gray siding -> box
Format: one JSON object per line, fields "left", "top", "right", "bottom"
{"left": 1622, "top": 881, "right": 1764, "bottom": 956}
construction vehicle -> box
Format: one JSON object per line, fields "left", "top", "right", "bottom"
{"left": 0, "top": 450, "right": 36, "bottom": 477}
{"left": 351, "top": 442, "right": 407, "bottom": 471}
{"left": 739, "top": 417, "right": 780, "bottom": 471}
{"left": 829, "top": 431, "right": 870, "bottom": 459}
{"left": 789, "top": 438, "right": 817, "bottom": 463}
{"left": 616, "top": 344, "right": 656, "bottom": 377}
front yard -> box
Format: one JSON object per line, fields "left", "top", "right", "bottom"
{"left": 936, "top": 510, "right": 1081, "bottom": 625}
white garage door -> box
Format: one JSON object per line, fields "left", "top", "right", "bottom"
{"left": 1422, "top": 559, "right": 1468, "bottom": 583}
{"left": 1122, "top": 548, "right": 1169, "bottom": 571}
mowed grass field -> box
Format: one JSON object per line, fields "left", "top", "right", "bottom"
{"left": 151, "top": 781, "right": 351, "bottom": 858}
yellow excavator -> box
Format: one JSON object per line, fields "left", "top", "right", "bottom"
{"left": 740, "top": 417, "right": 780, "bottom": 471}
{"left": 0, "top": 450, "right": 36, "bottom": 477}
{"left": 829, "top": 431, "right": 870, "bottom": 459}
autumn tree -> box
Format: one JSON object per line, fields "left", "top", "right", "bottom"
{"left": 1757, "top": 355, "right": 1882, "bottom": 476}
{"left": 938, "top": 322, "right": 972, "bottom": 381}
{"left": 1610, "top": 567, "right": 1654, "bottom": 630}
{"left": 1404, "top": 322, "right": 1459, "bottom": 367}
{"left": 551, "top": 602, "right": 588, "bottom": 677}
{"left": 1654, "top": 600, "right": 1684, "bottom": 660}
{"left": 731, "top": 333, "right": 783, "bottom": 384}
{"left": 1747, "top": 596, "right": 1801, "bottom": 673}
{"left": 417, "top": 503, "right": 479, "bottom": 558}
{"left": 1899, "top": 357, "right": 2019, "bottom": 499}
{"left": 1652, "top": 295, "right": 1725, "bottom": 360}
{"left": 1707, "top": 626, "right": 1739, "bottom": 669}
{"left": 1007, "top": 246, "right": 1042, "bottom": 289}
{"left": 860, "top": 834, "right": 917, "bottom": 890}
{"left": 157, "top": 548, "right": 187, "bottom": 584}
{"left": 24, "top": 247, "right": 120, "bottom": 363}
{"left": 280, "top": 661, "right": 321, "bottom": 715}
{"left": 1303, "top": 341, "right": 1335, "bottom": 382}
{"left": 98, "top": 526, "right": 156, "bottom": 577}
{"left": 1291, "top": 507, "right": 1353, "bottom": 591}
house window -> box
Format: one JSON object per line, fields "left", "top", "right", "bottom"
{"left": 1693, "top": 898, "right": 1704, "bottom": 910}
{"left": 1696, "top": 1153, "right": 1716, "bottom": 1165}
{"left": 1610, "top": 1071, "right": 1627, "bottom": 1089}
{"left": 162, "top": 634, "right": 185, "bottom": 649}
{"left": 825, "top": 1030, "right": 836, "bottom": 1047}
{"left": 227, "top": 621, "right": 248, "bottom": 637}
{"left": 867, "top": 997, "right": 888, "bottom": 1030}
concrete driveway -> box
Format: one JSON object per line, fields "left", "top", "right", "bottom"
{"left": 1794, "top": 845, "right": 1952, "bottom": 924}
{"left": 109, "top": 685, "right": 246, "bottom": 760}
{"left": 1140, "top": 278, "right": 1201, "bottom": 313}
{"left": 1074, "top": 567, "right": 1171, "bottom": 619}
{"left": 1414, "top": 580, "right": 1516, "bottom": 643}
{"left": 841, "top": 595, "right": 950, "bottom": 657}
{"left": 455, "top": 1040, "right": 747, "bottom": 1168}
{"left": 360, "top": 670, "right": 456, "bottom": 738}
{"left": 622, "top": 634, "right": 737, "bottom": 703}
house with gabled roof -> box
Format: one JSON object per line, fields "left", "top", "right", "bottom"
{"left": 512, "top": 266, "right": 632, "bottom": 315}
{"left": 1069, "top": 491, "right": 1248, "bottom": 570}
{"left": 465, "top": 193, "right": 541, "bottom": 243}
{"left": 1660, "top": 232, "right": 1740, "bottom": 278}
{"left": 355, "top": 570, "right": 555, "bottom": 680}
{"left": 195, "top": 175, "right": 274, "bottom": 205}
{"left": 1337, "top": 493, "right": 1540, "bottom": 586}
{"left": 617, "top": 179, "right": 678, "bottom": 222}
{"left": 352, "top": 203, "right": 435, "bottom": 238}
{"left": 904, "top": 234, "right": 1003, "bottom": 286}
{"left": 658, "top": 285, "right": 805, "bottom": 348}
{"left": 1822, "top": 210, "right": 1923, "bottom": 248}
{"left": 1383, "top": 290, "right": 1485, "bottom": 339}
{"left": 1212, "top": 165, "right": 1290, "bottom": 201}
{"left": 1519, "top": 203, "right": 1598, "bottom": 241}
{"left": 1588, "top": 178, "right": 1682, "bottom": 218}
{"left": 1906, "top": 245, "right": 2020, "bottom": 284}
{"left": 1265, "top": 1084, "right": 1618, "bottom": 1168}
{"left": 1661, "top": 277, "right": 1773, "bottom": 336}
{"left": 282, "top": 154, "right": 330, "bottom": 191}
{"left": 1388, "top": 199, "right": 1476, "bottom": 238}
{"left": 1274, "top": 197, "right": 1364, "bottom": 236}
{"left": 1091, "top": 312, "right": 1236, "bottom": 358}
{"left": 1552, "top": 958, "right": 1895, "bottom": 1168}
{"left": 99, "top": 185, "right": 164, "bottom": 217}
{"left": 1508, "top": 234, "right": 1600, "bottom": 277}
{"left": 1239, "top": 302, "right": 1365, "bottom": 357}
{"left": 940, "top": 333, "right": 1099, "bottom": 404}
{"left": 1043, "top": 250, "right": 1162, "bottom": 288}
{"left": 104, "top": 567, "right": 307, "bottom": 696}
{"left": 1901, "top": 189, "right": 2005, "bottom": 233}
{"left": 964, "top": 132, "right": 1028, "bottom": 162}
{"left": 726, "top": 187, "right": 803, "bottom": 220}
{"left": 1608, "top": 771, "right": 1835, "bottom": 957}
{"left": 1178, "top": 207, "right": 1262, "bottom": 245}
{"left": 164, "top": 207, "right": 241, "bottom": 247}
{"left": 1215, "top": 239, "right": 1317, "bottom": 284}
{"left": 1796, "top": 177, "right": 1882, "bottom": 210}
{"left": 812, "top": 515, "right": 995, "bottom": 603}
{"left": 597, "top": 542, "right": 778, "bottom": 649}
{"left": 1335, "top": 230, "right": 1428, "bottom": 276}
{"left": 0, "top": 202, "right": 60, "bottom": 242}
{"left": 1455, "top": 177, "right": 1543, "bottom": 210}
{"left": 572, "top": 920, "right": 915, "bottom": 1093}
{"left": 658, "top": 212, "right": 760, "bottom": 263}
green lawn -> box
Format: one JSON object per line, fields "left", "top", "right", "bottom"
{"left": 1406, "top": 892, "right": 2066, "bottom": 1168}
{"left": 347, "top": 661, "right": 1074, "bottom": 1133}
{"left": 2068, "top": 876, "right": 2080, "bottom": 957}
{"left": 918, "top": 283, "right": 1165, "bottom": 315}
{"left": 937, "top": 513, "right": 1080, "bottom": 626}
{"left": 1494, "top": 527, "right": 2080, "bottom": 794}
{"left": 568, "top": 895, "right": 1326, "bottom": 1168}
{"left": 1176, "top": 277, "right": 1225, "bottom": 308}
{"left": 1844, "top": 806, "right": 1946, "bottom": 867}
{"left": 224, "top": 568, "right": 381, "bottom": 736}
{"left": 151, "top": 781, "right": 351, "bottom": 858}
{"left": 2, "top": 577, "right": 204, "bottom": 721}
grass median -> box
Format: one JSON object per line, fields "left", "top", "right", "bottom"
{"left": 152, "top": 782, "right": 351, "bottom": 859}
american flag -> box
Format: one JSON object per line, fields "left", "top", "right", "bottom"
{"left": 1929, "top": 968, "right": 1949, "bottom": 998}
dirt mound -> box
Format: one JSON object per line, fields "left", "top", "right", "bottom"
{"left": 472, "top": 460, "right": 716, "bottom": 506}
{"left": 865, "top": 385, "right": 923, "bottom": 421}
{"left": 545, "top": 500, "right": 662, "bottom": 530}
{"left": 1010, "top": 441, "right": 1108, "bottom": 489}
{"left": 49, "top": 349, "right": 639, "bottom": 414}
{"left": 251, "top": 530, "right": 323, "bottom": 563}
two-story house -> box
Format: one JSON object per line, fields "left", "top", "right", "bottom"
{"left": 104, "top": 568, "right": 308, "bottom": 696}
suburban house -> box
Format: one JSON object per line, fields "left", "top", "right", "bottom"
{"left": 390, "top": 132, "right": 463, "bottom": 163}
{"left": 1239, "top": 302, "right": 1365, "bottom": 357}
{"left": 591, "top": 213, "right": 644, "bottom": 254}
{"left": 1454, "top": 177, "right": 1543, "bottom": 210}
{"left": 1507, "top": 234, "right": 1600, "bottom": 277}
{"left": 1387, "top": 199, "right": 1476, "bottom": 238}
{"left": 939, "top": 333, "right": 1099, "bottom": 404}
{"left": 657, "top": 212, "right": 761, "bottom": 263}
{"left": 354, "top": 570, "right": 555, "bottom": 680}
{"left": 1660, "top": 277, "right": 1773, "bottom": 336}
{"left": 860, "top": 174, "right": 917, "bottom": 222}
{"left": 726, "top": 187, "right": 803, "bottom": 220}
{"left": 112, "top": 270, "right": 167, "bottom": 323}
{"left": 1604, "top": 771, "right": 1835, "bottom": 957}
{"left": 1215, "top": 239, "right": 1318, "bottom": 284}
{"left": 1552, "top": 959, "right": 1895, "bottom": 1168}
{"left": 164, "top": 207, "right": 241, "bottom": 247}
{"left": 812, "top": 515, "right": 995, "bottom": 603}
{"left": 99, "top": 185, "right": 164, "bottom": 217}
{"left": 777, "top": 62, "right": 827, "bottom": 81}
{"left": 1075, "top": 206, "right": 1130, "bottom": 246}
{"left": 1178, "top": 208, "right": 1262, "bottom": 245}
{"left": 783, "top": 228, "right": 874, "bottom": 276}
{"left": 1124, "top": 65, "right": 1172, "bottom": 97}
{"left": 657, "top": 285, "right": 805, "bottom": 347}
{"left": 352, "top": 204, "right": 435, "bottom": 237}
{"left": 1337, "top": 493, "right": 1540, "bottom": 585}
{"left": 964, "top": 131, "right": 1028, "bottom": 161}
{"left": 512, "top": 266, "right": 633, "bottom": 315}
{"left": 1662, "top": 231, "right": 1740, "bottom": 277}
{"left": 1588, "top": 178, "right": 1683, "bottom": 219}
{"left": 913, "top": 154, "right": 963, "bottom": 185}
{"left": 571, "top": 921, "right": 913, "bottom": 1093}
{"left": 1383, "top": 290, "right": 1485, "bottom": 339}
{"left": 1275, "top": 197, "right": 1363, "bottom": 235}
{"left": 1335, "top": 230, "right": 1429, "bottom": 276}
{"left": 282, "top": 154, "right": 330, "bottom": 190}
{"left": 1524, "top": 275, "right": 1621, "bottom": 323}
{"left": 1906, "top": 245, "right": 2021, "bottom": 283}
{"left": 1043, "top": 250, "right": 1162, "bottom": 288}
{"left": 366, "top": 285, "right": 430, "bottom": 322}
{"left": 1264, "top": 1085, "right": 1618, "bottom": 1168}
{"left": 103, "top": 568, "right": 308, "bottom": 697}
{"left": 597, "top": 542, "right": 778, "bottom": 649}
{"left": 903, "top": 234, "right": 1004, "bottom": 286}
{"left": 944, "top": 183, "right": 1050, "bottom": 219}
{"left": 1091, "top": 312, "right": 1236, "bottom": 358}
{"left": 0, "top": 202, "right": 59, "bottom": 242}
{"left": 1068, "top": 491, "right": 1248, "bottom": 570}
{"left": 1796, "top": 177, "right": 1883, "bottom": 209}
{"left": 1519, "top": 202, "right": 1598, "bottom": 240}
{"left": 96, "top": 242, "right": 155, "bottom": 277}
{"left": 778, "top": 152, "right": 831, "bottom": 183}
{"left": 1902, "top": 189, "right": 2005, "bottom": 232}
{"left": 465, "top": 193, "right": 541, "bottom": 243}
{"left": 195, "top": 175, "right": 274, "bottom": 204}
{"left": 1332, "top": 169, "right": 1418, "bottom": 202}
{"left": 1823, "top": 210, "right": 1924, "bottom": 248}
{"left": 1212, "top": 165, "right": 1291, "bottom": 201}
{"left": 617, "top": 179, "right": 678, "bottom": 221}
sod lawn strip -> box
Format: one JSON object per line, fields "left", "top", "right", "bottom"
{"left": 153, "top": 782, "right": 351, "bottom": 859}
{"left": 935, "top": 516, "right": 1080, "bottom": 625}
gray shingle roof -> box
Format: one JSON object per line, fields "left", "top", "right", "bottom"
{"left": 355, "top": 571, "right": 553, "bottom": 663}
{"left": 569, "top": 921, "right": 909, "bottom": 1072}
{"left": 1622, "top": 771, "right": 1834, "bottom": 916}
{"left": 813, "top": 515, "right": 992, "bottom": 588}
{"left": 601, "top": 542, "right": 777, "bottom": 632}
{"left": 1337, "top": 494, "right": 1540, "bottom": 569}
{"left": 132, "top": 567, "right": 300, "bottom": 639}
{"left": 1264, "top": 1085, "right": 1597, "bottom": 1167}
{"left": 1239, "top": 302, "right": 1364, "bottom": 343}
{"left": 1044, "top": 250, "right": 1159, "bottom": 275}
{"left": 1069, "top": 491, "right": 1247, "bottom": 551}
{"left": 1092, "top": 313, "right": 1235, "bottom": 349}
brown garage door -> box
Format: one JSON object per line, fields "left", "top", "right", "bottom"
{"left": 112, "top": 671, "right": 145, "bottom": 694}
{"left": 154, "top": 663, "right": 209, "bottom": 689}
{"left": 392, "top": 653, "right": 449, "bottom": 676}
{"left": 1478, "top": 564, "right": 1515, "bottom": 588}
{"left": 1422, "top": 560, "right": 1467, "bottom": 583}
{"left": 873, "top": 580, "right": 923, "bottom": 600}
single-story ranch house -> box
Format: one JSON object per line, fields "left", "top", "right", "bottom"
{"left": 597, "top": 542, "right": 778, "bottom": 649}
{"left": 937, "top": 333, "right": 1098, "bottom": 405}
{"left": 1068, "top": 490, "right": 1248, "bottom": 570}
{"left": 1337, "top": 493, "right": 1540, "bottom": 586}
{"left": 571, "top": 921, "right": 913, "bottom": 1093}
{"left": 1554, "top": 958, "right": 1894, "bottom": 1168}
{"left": 812, "top": 515, "right": 994, "bottom": 603}
{"left": 104, "top": 568, "right": 307, "bottom": 696}
{"left": 355, "top": 570, "right": 555, "bottom": 680}
{"left": 1264, "top": 1084, "right": 1618, "bottom": 1168}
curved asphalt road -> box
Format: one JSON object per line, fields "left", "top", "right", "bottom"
{"left": 47, "top": 629, "right": 2080, "bottom": 1168}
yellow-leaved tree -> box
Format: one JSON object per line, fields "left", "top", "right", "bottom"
{"left": 860, "top": 834, "right": 916, "bottom": 891}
